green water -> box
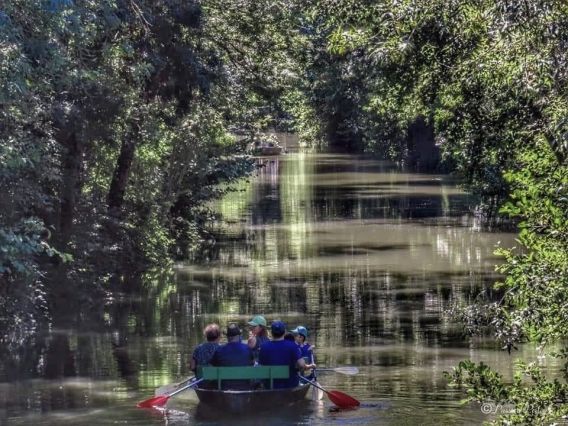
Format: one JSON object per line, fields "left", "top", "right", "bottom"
{"left": 2, "top": 153, "right": 553, "bottom": 425}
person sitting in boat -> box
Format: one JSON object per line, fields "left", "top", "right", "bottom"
{"left": 284, "top": 332, "right": 296, "bottom": 342}
{"left": 291, "top": 325, "right": 313, "bottom": 359}
{"left": 190, "top": 323, "right": 221, "bottom": 373}
{"left": 210, "top": 323, "right": 254, "bottom": 389}
{"left": 292, "top": 325, "right": 316, "bottom": 380}
{"left": 258, "top": 320, "right": 316, "bottom": 389}
{"left": 247, "top": 315, "right": 269, "bottom": 362}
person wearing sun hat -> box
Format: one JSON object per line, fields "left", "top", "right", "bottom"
{"left": 258, "top": 320, "right": 316, "bottom": 388}
{"left": 247, "top": 315, "right": 269, "bottom": 362}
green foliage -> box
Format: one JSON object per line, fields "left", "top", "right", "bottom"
{"left": 0, "top": 0, "right": 282, "bottom": 346}
{"left": 298, "top": 0, "right": 568, "bottom": 201}
{"left": 494, "top": 141, "right": 568, "bottom": 346}
{"left": 0, "top": 219, "right": 69, "bottom": 276}
{"left": 1, "top": 2, "right": 567, "bottom": 421}
{"left": 301, "top": 1, "right": 568, "bottom": 422}
{"left": 446, "top": 359, "right": 568, "bottom": 425}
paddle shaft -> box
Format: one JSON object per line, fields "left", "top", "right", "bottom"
{"left": 317, "top": 367, "right": 359, "bottom": 375}
{"left": 168, "top": 378, "right": 204, "bottom": 397}
{"left": 311, "top": 351, "right": 317, "bottom": 379}
{"left": 299, "top": 376, "right": 360, "bottom": 408}
{"left": 137, "top": 378, "right": 204, "bottom": 408}
{"left": 300, "top": 376, "right": 326, "bottom": 393}
{"left": 310, "top": 351, "right": 323, "bottom": 400}
{"left": 155, "top": 376, "right": 196, "bottom": 396}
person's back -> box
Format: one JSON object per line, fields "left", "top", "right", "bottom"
{"left": 211, "top": 342, "right": 253, "bottom": 367}
{"left": 259, "top": 321, "right": 305, "bottom": 389}
{"left": 210, "top": 323, "right": 254, "bottom": 389}
{"left": 191, "top": 323, "right": 221, "bottom": 373}
{"left": 259, "top": 340, "right": 302, "bottom": 388}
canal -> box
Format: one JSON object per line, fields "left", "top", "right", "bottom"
{"left": 2, "top": 152, "right": 544, "bottom": 425}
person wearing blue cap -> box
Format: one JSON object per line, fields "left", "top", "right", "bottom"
{"left": 258, "top": 320, "right": 316, "bottom": 388}
{"left": 292, "top": 325, "right": 316, "bottom": 381}
{"left": 291, "top": 325, "right": 313, "bottom": 359}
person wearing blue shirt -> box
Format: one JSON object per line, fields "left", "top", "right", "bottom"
{"left": 291, "top": 325, "right": 313, "bottom": 358}
{"left": 190, "top": 323, "right": 221, "bottom": 373}
{"left": 292, "top": 325, "right": 316, "bottom": 380}
{"left": 247, "top": 315, "right": 270, "bottom": 362}
{"left": 210, "top": 323, "right": 254, "bottom": 389}
{"left": 259, "top": 320, "right": 315, "bottom": 389}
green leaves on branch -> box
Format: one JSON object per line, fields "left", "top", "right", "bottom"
{"left": 494, "top": 142, "right": 568, "bottom": 346}
{"left": 445, "top": 359, "right": 568, "bottom": 425}
{"left": 0, "top": 219, "right": 71, "bottom": 277}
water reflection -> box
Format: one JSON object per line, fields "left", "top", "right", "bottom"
{"left": 1, "top": 153, "right": 548, "bottom": 425}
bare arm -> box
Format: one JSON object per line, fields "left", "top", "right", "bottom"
{"left": 296, "top": 357, "right": 316, "bottom": 370}
{"left": 247, "top": 335, "right": 256, "bottom": 349}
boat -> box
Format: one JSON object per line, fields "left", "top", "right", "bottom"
{"left": 195, "top": 384, "right": 310, "bottom": 413}
{"left": 194, "top": 365, "right": 310, "bottom": 412}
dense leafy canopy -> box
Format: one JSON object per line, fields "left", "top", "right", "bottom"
{"left": 0, "top": 0, "right": 281, "bottom": 339}
{"left": 307, "top": 1, "right": 566, "bottom": 423}
{"left": 1, "top": 1, "right": 567, "bottom": 422}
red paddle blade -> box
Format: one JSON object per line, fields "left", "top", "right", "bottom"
{"left": 328, "top": 390, "right": 360, "bottom": 408}
{"left": 137, "top": 394, "right": 169, "bottom": 408}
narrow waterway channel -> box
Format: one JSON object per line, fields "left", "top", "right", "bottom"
{"left": 2, "top": 152, "right": 545, "bottom": 425}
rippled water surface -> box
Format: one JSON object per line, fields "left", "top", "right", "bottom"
{"left": 2, "top": 153, "right": 548, "bottom": 425}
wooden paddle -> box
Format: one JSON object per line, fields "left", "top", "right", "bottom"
{"left": 299, "top": 376, "right": 360, "bottom": 408}
{"left": 317, "top": 366, "right": 359, "bottom": 375}
{"left": 137, "top": 378, "right": 204, "bottom": 408}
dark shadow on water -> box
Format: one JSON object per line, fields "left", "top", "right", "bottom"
{"left": 317, "top": 244, "right": 424, "bottom": 257}
{"left": 193, "top": 399, "right": 314, "bottom": 424}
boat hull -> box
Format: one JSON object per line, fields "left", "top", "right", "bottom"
{"left": 195, "top": 385, "right": 310, "bottom": 413}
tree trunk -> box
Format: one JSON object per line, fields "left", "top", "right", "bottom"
{"left": 107, "top": 125, "right": 139, "bottom": 217}
{"left": 58, "top": 132, "right": 82, "bottom": 247}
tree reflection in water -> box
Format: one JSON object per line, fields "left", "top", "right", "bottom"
{"left": 2, "top": 153, "right": 526, "bottom": 425}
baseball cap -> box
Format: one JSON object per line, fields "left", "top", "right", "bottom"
{"left": 248, "top": 315, "right": 267, "bottom": 327}
{"left": 291, "top": 326, "right": 308, "bottom": 338}
{"left": 271, "top": 320, "right": 286, "bottom": 335}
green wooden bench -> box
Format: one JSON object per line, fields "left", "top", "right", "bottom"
{"left": 198, "top": 366, "right": 289, "bottom": 390}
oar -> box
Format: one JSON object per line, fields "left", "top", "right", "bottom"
{"left": 299, "top": 376, "right": 360, "bottom": 408}
{"left": 317, "top": 367, "right": 359, "bottom": 376}
{"left": 155, "top": 376, "right": 195, "bottom": 396}
{"left": 137, "top": 378, "right": 204, "bottom": 408}
{"left": 310, "top": 351, "right": 323, "bottom": 401}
